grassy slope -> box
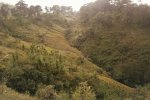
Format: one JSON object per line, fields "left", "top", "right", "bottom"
{"left": 0, "top": 18, "right": 135, "bottom": 99}
{"left": 98, "top": 76, "right": 135, "bottom": 92}
{"left": 0, "top": 85, "right": 37, "bottom": 100}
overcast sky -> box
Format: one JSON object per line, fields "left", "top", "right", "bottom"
{"left": 0, "top": 0, "right": 149, "bottom": 11}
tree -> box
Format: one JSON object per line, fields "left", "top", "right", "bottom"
{"left": 114, "top": 0, "right": 132, "bottom": 5}
{"left": 15, "top": 0, "right": 28, "bottom": 16}
{"left": 61, "top": 6, "right": 73, "bottom": 14}
{"left": 34, "top": 5, "right": 42, "bottom": 16}
{"left": 0, "top": 4, "right": 11, "bottom": 18}
{"left": 45, "top": 6, "right": 50, "bottom": 13}
{"left": 29, "top": 5, "right": 42, "bottom": 17}
{"left": 50, "top": 5, "right": 61, "bottom": 15}
{"left": 29, "top": 5, "right": 35, "bottom": 17}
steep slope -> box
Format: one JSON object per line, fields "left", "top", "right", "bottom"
{"left": 66, "top": 0, "right": 150, "bottom": 88}
{"left": 0, "top": 17, "right": 138, "bottom": 99}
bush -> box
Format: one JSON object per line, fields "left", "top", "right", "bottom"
{"left": 72, "top": 82, "right": 96, "bottom": 100}
{"left": 6, "top": 45, "right": 75, "bottom": 95}
{"left": 36, "top": 85, "right": 58, "bottom": 100}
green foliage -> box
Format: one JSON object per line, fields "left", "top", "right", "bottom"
{"left": 6, "top": 45, "right": 72, "bottom": 95}
{"left": 70, "top": 0, "right": 150, "bottom": 87}
{"left": 0, "top": 67, "right": 6, "bottom": 84}
{"left": 1, "top": 0, "right": 150, "bottom": 99}
{"left": 87, "top": 75, "right": 130, "bottom": 100}
{"left": 0, "top": 4, "right": 10, "bottom": 18}
{"left": 36, "top": 85, "right": 58, "bottom": 100}
{"left": 131, "top": 84, "right": 150, "bottom": 100}
{"left": 76, "top": 57, "right": 85, "bottom": 65}
{"left": 72, "top": 82, "right": 96, "bottom": 100}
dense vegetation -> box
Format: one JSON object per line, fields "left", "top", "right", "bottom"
{"left": 0, "top": 0, "right": 150, "bottom": 100}
{"left": 67, "top": 0, "right": 150, "bottom": 87}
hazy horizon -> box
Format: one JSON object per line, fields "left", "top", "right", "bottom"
{"left": 0, "top": 0, "right": 150, "bottom": 11}
{"left": 0, "top": 0, "right": 96, "bottom": 11}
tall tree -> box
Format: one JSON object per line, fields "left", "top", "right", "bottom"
{"left": 34, "top": 5, "right": 42, "bottom": 16}
{"left": 15, "top": 0, "right": 28, "bottom": 16}
{"left": 29, "top": 5, "right": 42, "bottom": 17}
{"left": 45, "top": 6, "right": 50, "bottom": 13}
{"left": 0, "top": 4, "right": 10, "bottom": 18}
{"left": 50, "top": 5, "right": 61, "bottom": 15}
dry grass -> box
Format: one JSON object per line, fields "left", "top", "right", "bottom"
{"left": 98, "top": 76, "right": 135, "bottom": 92}
{"left": 0, "top": 21, "right": 137, "bottom": 99}
{"left": 0, "top": 85, "right": 37, "bottom": 100}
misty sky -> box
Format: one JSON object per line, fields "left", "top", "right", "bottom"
{"left": 0, "top": 0, "right": 149, "bottom": 11}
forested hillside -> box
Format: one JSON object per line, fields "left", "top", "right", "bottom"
{"left": 0, "top": 0, "right": 150, "bottom": 100}
{"left": 67, "top": 0, "right": 150, "bottom": 88}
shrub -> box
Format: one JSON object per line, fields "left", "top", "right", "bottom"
{"left": 72, "top": 82, "right": 96, "bottom": 100}
{"left": 36, "top": 85, "right": 58, "bottom": 100}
